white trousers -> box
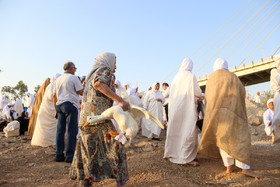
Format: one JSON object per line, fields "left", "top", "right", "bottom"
{"left": 219, "top": 148, "right": 250, "bottom": 169}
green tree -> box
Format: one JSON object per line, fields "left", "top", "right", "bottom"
{"left": 1, "top": 86, "right": 16, "bottom": 100}
{"left": 34, "top": 85, "right": 41, "bottom": 97}
{"left": 261, "top": 90, "right": 274, "bottom": 107}
{"left": 1, "top": 80, "right": 28, "bottom": 101}
{"left": 14, "top": 80, "right": 28, "bottom": 99}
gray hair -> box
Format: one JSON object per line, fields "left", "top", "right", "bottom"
{"left": 63, "top": 61, "right": 75, "bottom": 70}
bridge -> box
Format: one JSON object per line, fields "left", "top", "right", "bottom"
{"left": 197, "top": 54, "right": 280, "bottom": 92}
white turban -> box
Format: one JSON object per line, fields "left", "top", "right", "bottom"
{"left": 179, "top": 58, "right": 193, "bottom": 72}
{"left": 85, "top": 52, "right": 116, "bottom": 83}
{"left": 213, "top": 58, "right": 229, "bottom": 72}
{"left": 267, "top": 98, "right": 273, "bottom": 108}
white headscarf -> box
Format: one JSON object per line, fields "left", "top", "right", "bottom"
{"left": 213, "top": 58, "right": 229, "bottom": 72}
{"left": 267, "top": 98, "right": 274, "bottom": 108}
{"left": 179, "top": 58, "right": 193, "bottom": 72}
{"left": 152, "top": 82, "right": 160, "bottom": 92}
{"left": 27, "top": 92, "right": 35, "bottom": 107}
{"left": 115, "top": 80, "right": 121, "bottom": 88}
{"left": 51, "top": 73, "right": 62, "bottom": 83}
{"left": 85, "top": 52, "right": 116, "bottom": 83}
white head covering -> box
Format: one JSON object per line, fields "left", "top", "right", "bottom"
{"left": 213, "top": 58, "right": 229, "bottom": 72}
{"left": 14, "top": 98, "right": 23, "bottom": 116}
{"left": 85, "top": 52, "right": 116, "bottom": 83}
{"left": 179, "top": 58, "right": 193, "bottom": 72}
{"left": 152, "top": 82, "right": 160, "bottom": 91}
{"left": 51, "top": 73, "right": 62, "bottom": 83}
{"left": 267, "top": 98, "right": 274, "bottom": 108}
{"left": 115, "top": 80, "right": 121, "bottom": 87}
{"left": 27, "top": 92, "right": 35, "bottom": 107}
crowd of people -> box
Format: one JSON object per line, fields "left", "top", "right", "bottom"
{"left": 1, "top": 53, "right": 280, "bottom": 186}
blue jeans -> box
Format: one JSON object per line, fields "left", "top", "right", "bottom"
{"left": 56, "top": 101, "right": 78, "bottom": 161}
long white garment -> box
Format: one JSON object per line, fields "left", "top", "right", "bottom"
{"left": 254, "top": 95, "right": 262, "bottom": 104}
{"left": 31, "top": 74, "right": 61, "bottom": 147}
{"left": 270, "top": 61, "right": 280, "bottom": 139}
{"left": 142, "top": 83, "right": 165, "bottom": 138}
{"left": 0, "top": 96, "right": 11, "bottom": 110}
{"left": 14, "top": 98, "right": 23, "bottom": 118}
{"left": 27, "top": 92, "right": 35, "bottom": 118}
{"left": 164, "top": 58, "right": 202, "bottom": 164}
{"left": 263, "top": 109, "right": 274, "bottom": 136}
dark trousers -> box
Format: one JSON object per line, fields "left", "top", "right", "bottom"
{"left": 164, "top": 104, "right": 168, "bottom": 122}
{"left": 56, "top": 102, "right": 78, "bottom": 161}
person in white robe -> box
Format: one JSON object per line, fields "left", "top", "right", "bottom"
{"left": 26, "top": 92, "right": 35, "bottom": 118}
{"left": 111, "top": 80, "right": 128, "bottom": 144}
{"left": 142, "top": 82, "right": 165, "bottom": 140}
{"left": 31, "top": 73, "right": 61, "bottom": 147}
{"left": 164, "top": 58, "right": 202, "bottom": 165}
{"left": 270, "top": 56, "right": 280, "bottom": 143}
{"left": 0, "top": 96, "right": 11, "bottom": 118}
{"left": 14, "top": 98, "right": 23, "bottom": 118}
{"left": 128, "top": 86, "right": 142, "bottom": 107}
{"left": 263, "top": 99, "right": 274, "bottom": 136}
{"left": 161, "top": 83, "right": 169, "bottom": 125}
{"left": 3, "top": 102, "right": 17, "bottom": 121}
{"left": 254, "top": 92, "right": 262, "bottom": 104}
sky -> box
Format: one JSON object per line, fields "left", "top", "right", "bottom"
{"left": 0, "top": 0, "right": 279, "bottom": 103}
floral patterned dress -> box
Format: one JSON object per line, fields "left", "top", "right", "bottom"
{"left": 69, "top": 67, "right": 129, "bottom": 186}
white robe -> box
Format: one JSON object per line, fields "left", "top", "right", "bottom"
{"left": 263, "top": 109, "right": 274, "bottom": 136}
{"left": 31, "top": 83, "right": 57, "bottom": 147}
{"left": 164, "top": 58, "right": 202, "bottom": 164}
{"left": 254, "top": 95, "right": 262, "bottom": 104}
{"left": 142, "top": 89, "right": 165, "bottom": 138}
{"left": 14, "top": 98, "right": 23, "bottom": 118}
{"left": 27, "top": 93, "right": 35, "bottom": 118}
{"left": 270, "top": 68, "right": 280, "bottom": 141}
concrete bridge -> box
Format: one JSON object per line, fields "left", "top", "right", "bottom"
{"left": 197, "top": 54, "right": 280, "bottom": 92}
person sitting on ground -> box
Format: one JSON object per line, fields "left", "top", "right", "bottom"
{"left": 198, "top": 58, "right": 260, "bottom": 179}
{"left": 263, "top": 99, "right": 275, "bottom": 137}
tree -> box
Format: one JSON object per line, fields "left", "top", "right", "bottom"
{"left": 261, "top": 90, "right": 274, "bottom": 107}
{"left": 34, "top": 85, "right": 41, "bottom": 97}
{"left": 1, "top": 80, "right": 28, "bottom": 101}
{"left": 14, "top": 80, "right": 28, "bottom": 99}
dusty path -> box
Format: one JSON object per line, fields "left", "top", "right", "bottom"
{"left": 1, "top": 122, "right": 280, "bottom": 187}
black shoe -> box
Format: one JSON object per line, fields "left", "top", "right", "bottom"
{"left": 55, "top": 156, "right": 65, "bottom": 162}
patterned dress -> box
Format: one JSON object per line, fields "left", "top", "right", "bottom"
{"left": 69, "top": 67, "right": 129, "bottom": 186}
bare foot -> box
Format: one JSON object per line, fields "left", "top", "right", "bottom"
{"left": 242, "top": 169, "right": 261, "bottom": 179}
{"left": 187, "top": 161, "right": 199, "bottom": 167}
{"left": 226, "top": 165, "right": 235, "bottom": 173}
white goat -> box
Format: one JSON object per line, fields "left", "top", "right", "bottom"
{"left": 83, "top": 105, "right": 164, "bottom": 142}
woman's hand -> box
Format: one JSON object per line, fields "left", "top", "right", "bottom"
{"left": 118, "top": 100, "right": 130, "bottom": 111}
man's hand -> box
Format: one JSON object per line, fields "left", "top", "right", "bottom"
{"left": 157, "top": 99, "right": 162, "bottom": 102}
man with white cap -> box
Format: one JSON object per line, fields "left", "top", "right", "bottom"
{"left": 263, "top": 99, "right": 275, "bottom": 136}
{"left": 199, "top": 58, "right": 260, "bottom": 178}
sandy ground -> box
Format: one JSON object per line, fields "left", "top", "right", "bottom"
{"left": 1, "top": 100, "right": 280, "bottom": 186}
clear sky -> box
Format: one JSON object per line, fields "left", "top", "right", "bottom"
{"left": 0, "top": 0, "right": 279, "bottom": 102}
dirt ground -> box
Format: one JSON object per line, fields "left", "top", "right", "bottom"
{"left": 0, "top": 120, "right": 280, "bottom": 187}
